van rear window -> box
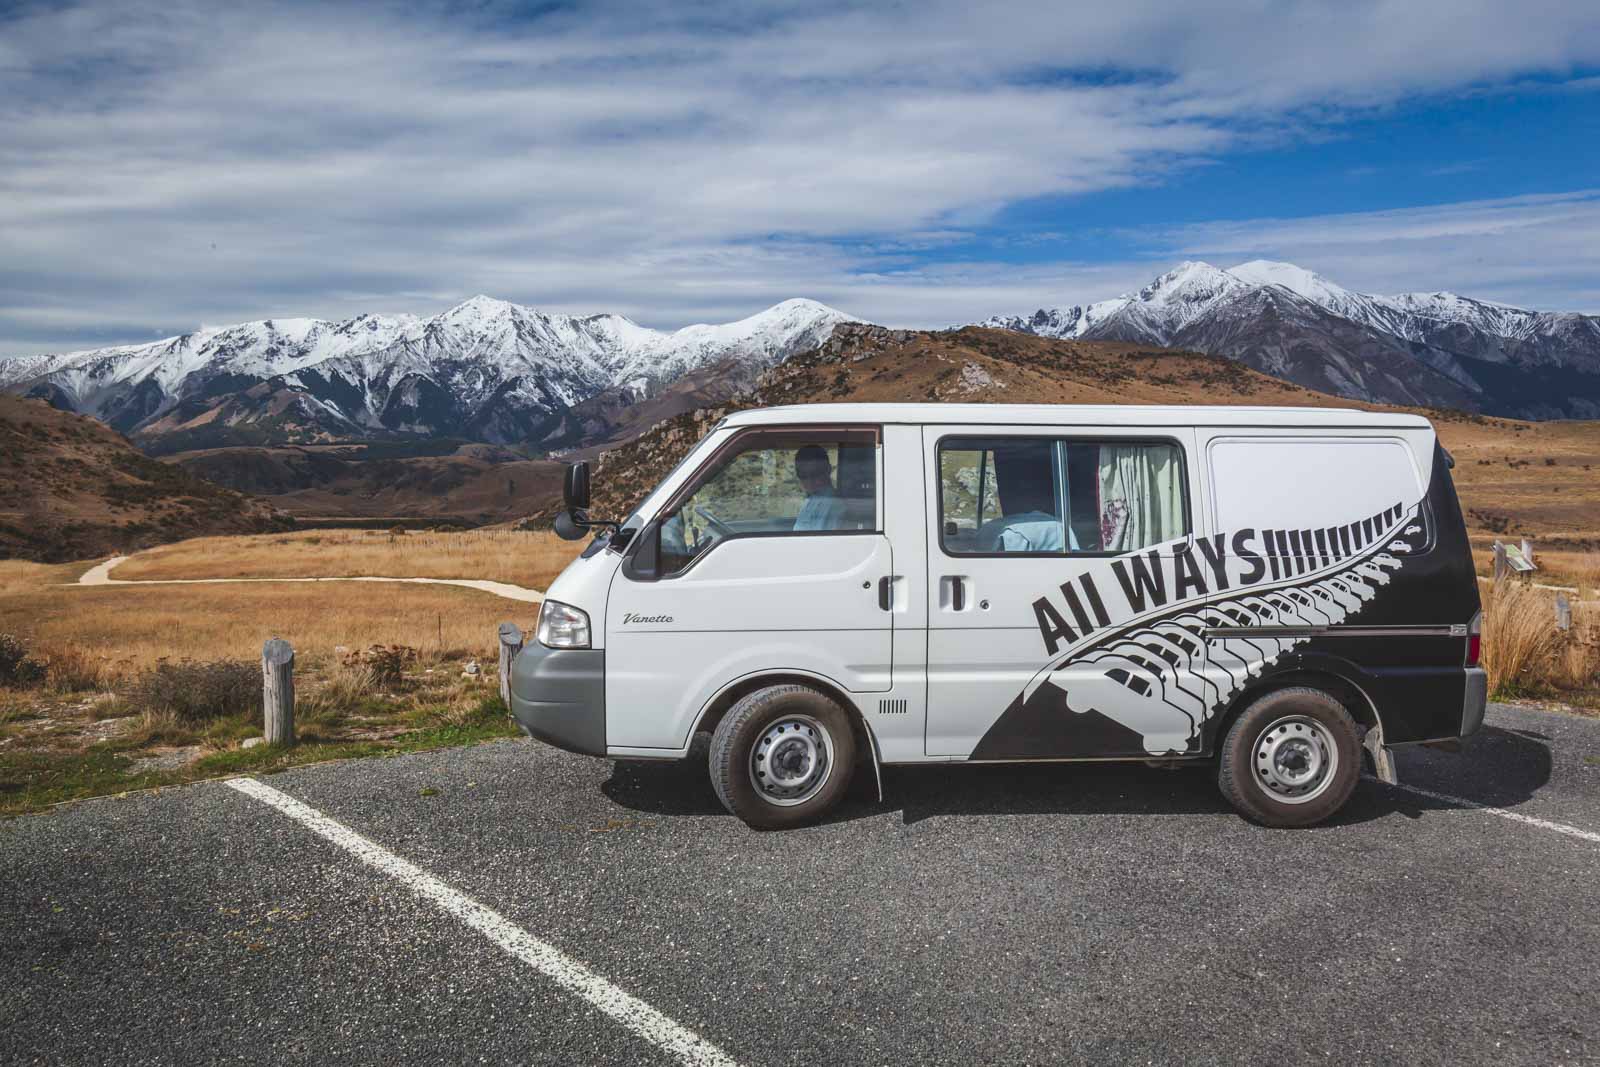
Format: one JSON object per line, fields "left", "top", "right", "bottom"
{"left": 938, "top": 437, "right": 1187, "bottom": 555}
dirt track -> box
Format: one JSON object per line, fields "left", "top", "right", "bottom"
{"left": 72, "top": 556, "right": 545, "bottom": 604}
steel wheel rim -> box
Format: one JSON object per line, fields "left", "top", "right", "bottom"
{"left": 1252, "top": 715, "right": 1338, "bottom": 805}
{"left": 749, "top": 714, "right": 834, "bottom": 807}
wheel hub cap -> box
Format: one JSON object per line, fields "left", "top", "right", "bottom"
{"left": 750, "top": 715, "right": 834, "bottom": 807}
{"left": 1254, "top": 715, "right": 1338, "bottom": 805}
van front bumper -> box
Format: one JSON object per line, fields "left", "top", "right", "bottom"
{"left": 508, "top": 643, "right": 606, "bottom": 757}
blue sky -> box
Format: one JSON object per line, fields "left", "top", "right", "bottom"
{"left": 2, "top": 0, "right": 1599, "bottom": 357}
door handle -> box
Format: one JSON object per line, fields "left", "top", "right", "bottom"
{"left": 878, "top": 575, "right": 893, "bottom": 611}
{"left": 950, "top": 576, "right": 965, "bottom": 612}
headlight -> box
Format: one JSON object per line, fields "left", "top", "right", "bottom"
{"left": 536, "top": 599, "right": 591, "bottom": 649}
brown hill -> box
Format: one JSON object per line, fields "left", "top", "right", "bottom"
{"left": 0, "top": 394, "right": 293, "bottom": 562}
{"left": 168, "top": 440, "right": 564, "bottom": 525}
{"left": 587, "top": 324, "right": 1345, "bottom": 516}
{"left": 584, "top": 325, "right": 1600, "bottom": 575}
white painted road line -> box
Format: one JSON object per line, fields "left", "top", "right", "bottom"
{"left": 225, "top": 777, "right": 741, "bottom": 1067}
{"left": 1384, "top": 779, "right": 1600, "bottom": 846}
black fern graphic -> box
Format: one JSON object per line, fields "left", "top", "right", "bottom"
{"left": 1024, "top": 503, "right": 1424, "bottom": 755}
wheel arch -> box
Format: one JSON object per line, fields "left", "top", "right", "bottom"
{"left": 1210, "top": 664, "right": 1383, "bottom": 755}
{"left": 690, "top": 670, "right": 883, "bottom": 797}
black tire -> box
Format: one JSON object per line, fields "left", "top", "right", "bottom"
{"left": 709, "top": 684, "right": 857, "bottom": 830}
{"left": 1217, "top": 687, "right": 1361, "bottom": 828}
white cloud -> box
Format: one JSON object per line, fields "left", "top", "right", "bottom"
{"left": 1, "top": 0, "right": 1598, "bottom": 354}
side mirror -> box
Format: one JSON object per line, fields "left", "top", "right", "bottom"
{"left": 563, "top": 462, "right": 591, "bottom": 511}
{"left": 553, "top": 509, "right": 586, "bottom": 541}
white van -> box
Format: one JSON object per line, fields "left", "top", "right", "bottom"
{"left": 514, "top": 404, "right": 1487, "bottom": 829}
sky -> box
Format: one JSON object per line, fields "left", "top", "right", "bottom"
{"left": 2, "top": 0, "right": 1599, "bottom": 357}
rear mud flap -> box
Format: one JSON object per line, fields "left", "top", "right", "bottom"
{"left": 1363, "top": 723, "right": 1399, "bottom": 786}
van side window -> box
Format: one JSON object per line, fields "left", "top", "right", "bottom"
{"left": 939, "top": 437, "right": 1187, "bottom": 555}
{"left": 1208, "top": 437, "right": 1424, "bottom": 537}
{"left": 658, "top": 429, "right": 878, "bottom": 575}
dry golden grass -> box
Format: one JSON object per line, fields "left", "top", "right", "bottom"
{"left": 0, "top": 531, "right": 584, "bottom": 815}
{"left": 0, "top": 560, "right": 92, "bottom": 596}
{"left": 0, "top": 574, "right": 534, "bottom": 674}
{"left": 1481, "top": 581, "right": 1560, "bottom": 695}
{"left": 1469, "top": 544, "right": 1600, "bottom": 597}
{"left": 112, "top": 528, "right": 584, "bottom": 592}
{"left": 0, "top": 528, "right": 583, "bottom": 684}
{"left": 1480, "top": 580, "right": 1600, "bottom": 698}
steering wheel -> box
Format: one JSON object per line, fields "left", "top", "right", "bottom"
{"left": 687, "top": 502, "right": 735, "bottom": 540}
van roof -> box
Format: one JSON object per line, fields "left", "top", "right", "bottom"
{"left": 721, "top": 403, "right": 1434, "bottom": 429}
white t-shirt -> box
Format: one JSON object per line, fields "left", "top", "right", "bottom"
{"left": 980, "top": 510, "right": 1078, "bottom": 552}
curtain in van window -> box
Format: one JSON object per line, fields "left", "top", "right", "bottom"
{"left": 1098, "top": 444, "right": 1183, "bottom": 551}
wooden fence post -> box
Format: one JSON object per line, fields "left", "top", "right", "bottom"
{"left": 1492, "top": 541, "right": 1508, "bottom": 582}
{"left": 1521, "top": 538, "right": 1535, "bottom": 570}
{"left": 497, "top": 623, "right": 524, "bottom": 710}
{"left": 262, "top": 638, "right": 295, "bottom": 746}
{"left": 1556, "top": 593, "right": 1573, "bottom": 632}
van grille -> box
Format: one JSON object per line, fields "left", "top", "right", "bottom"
{"left": 878, "top": 698, "right": 908, "bottom": 715}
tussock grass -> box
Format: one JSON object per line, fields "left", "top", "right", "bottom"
{"left": 1481, "top": 580, "right": 1600, "bottom": 698}
{"left": 0, "top": 580, "right": 528, "bottom": 672}
{"left": 1481, "top": 581, "right": 1559, "bottom": 697}
{"left": 112, "top": 528, "right": 582, "bottom": 592}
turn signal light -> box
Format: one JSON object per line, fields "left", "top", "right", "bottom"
{"left": 1465, "top": 611, "right": 1482, "bottom": 667}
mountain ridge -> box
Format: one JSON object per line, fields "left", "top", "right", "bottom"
{"left": 976, "top": 260, "right": 1600, "bottom": 418}
{"left": 2, "top": 297, "right": 855, "bottom": 452}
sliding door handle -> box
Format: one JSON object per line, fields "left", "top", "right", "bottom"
{"left": 878, "top": 575, "right": 893, "bottom": 611}
{"left": 950, "top": 576, "right": 965, "bottom": 612}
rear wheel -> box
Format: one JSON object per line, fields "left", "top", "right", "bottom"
{"left": 709, "top": 684, "right": 857, "bottom": 830}
{"left": 1217, "top": 687, "right": 1360, "bottom": 828}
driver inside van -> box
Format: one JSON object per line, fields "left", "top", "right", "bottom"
{"left": 976, "top": 446, "right": 1079, "bottom": 552}
{"left": 793, "top": 445, "right": 847, "bottom": 531}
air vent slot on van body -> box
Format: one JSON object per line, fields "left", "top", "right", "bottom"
{"left": 878, "top": 698, "right": 908, "bottom": 715}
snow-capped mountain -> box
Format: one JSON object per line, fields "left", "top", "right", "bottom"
{"left": 2, "top": 297, "right": 854, "bottom": 450}
{"left": 976, "top": 261, "right": 1600, "bottom": 418}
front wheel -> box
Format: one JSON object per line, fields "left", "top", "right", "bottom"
{"left": 709, "top": 685, "right": 857, "bottom": 830}
{"left": 1217, "top": 687, "right": 1361, "bottom": 828}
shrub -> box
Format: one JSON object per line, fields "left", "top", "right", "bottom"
{"left": 0, "top": 634, "right": 46, "bottom": 688}
{"left": 125, "top": 659, "right": 260, "bottom": 724}
{"left": 340, "top": 644, "right": 418, "bottom": 687}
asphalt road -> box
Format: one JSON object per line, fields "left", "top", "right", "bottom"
{"left": 4, "top": 702, "right": 1599, "bottom": 1066}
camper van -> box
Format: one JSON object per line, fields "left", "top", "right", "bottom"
{"left": 514, "top": 404, "right": 1486, "bottom": 829}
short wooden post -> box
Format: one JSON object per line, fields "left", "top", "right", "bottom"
{"left": 1521, "top": 538, "right": 1536, "bottom": 570}
{"left": 497, "top": 623, "right": 524, "bottom": 709}
{"left": 262, "top": 638, "right": 295, "bottom": 746}
{"left": 1556, "top": 593, "right": 1573, "bottom": 632}
{"left": 1492, "top": 541, "right": 1508, "bottom": 582}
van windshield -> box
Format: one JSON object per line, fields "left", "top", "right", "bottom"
{"left": 657, "top": 428, "right": 879, "bottom": 575}
{"left": 605, "top": 429, "right": 728, "bottom": 553}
